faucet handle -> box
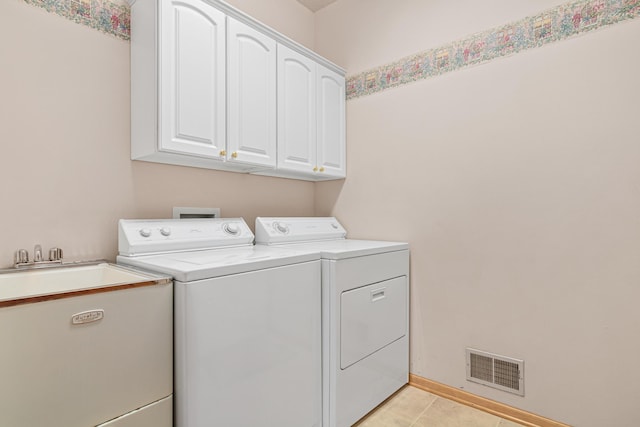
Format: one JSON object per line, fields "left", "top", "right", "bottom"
{"left": 49, "top": 247, "right": 63, "bottom": 261}
{"left": 15, "top": 249, "right": 29, "bottom": 265}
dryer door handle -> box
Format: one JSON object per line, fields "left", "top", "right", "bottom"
{"left": 371, "top": 288, "right": 386, "bottom": 302}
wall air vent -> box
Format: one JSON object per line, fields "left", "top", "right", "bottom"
{"left": 173, "top": 207, "right": 221, "bottom": 219}
{"left": 466, "top": 348, "right": 524, "bottom": 396}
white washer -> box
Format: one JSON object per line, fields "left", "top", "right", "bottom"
{"left": 117, "top": 218, "right": 322, "bottom": 427}
{"left": 255, "top": 217, "right": 410, "bottom": 427}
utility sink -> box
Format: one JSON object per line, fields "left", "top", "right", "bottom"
{"left": 0, "top": 262, "right": 169, "bottom": 306}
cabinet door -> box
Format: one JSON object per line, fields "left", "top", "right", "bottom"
{"left": 227, "top": 18, "right": 276, "bottom": 168}
{"left": 277, "top": 44, "right": 317, "bottom": 174}
{"left": 316, "top": 65, "right": 346, "bottom": 178}
{"left": 160, "top": 0, "right": 226, "bottom": 159}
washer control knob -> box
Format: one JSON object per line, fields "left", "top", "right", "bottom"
{"left": 274, "top": 222, "right": 289, "bottom": 234}
{"left": 139, "top": 228, "right": 152, "bottom": 238}
{"left": 160, "top": 227, "right": 172, "bottom": 237}
{"left": 223, "top": 222, "right": 240, "bottom": 235}
{"left": 331, "top": 223, "right": 339, "bottom": 229}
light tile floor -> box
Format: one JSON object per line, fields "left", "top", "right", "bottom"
{"left": 353, "top": 386, "right": 523, "bottom": 427}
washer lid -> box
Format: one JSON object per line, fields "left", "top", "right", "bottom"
{"left": 117, "top": 245, "right": 320, "bottom": 282}
{"left": 118, "top": 218, "right": 254, "bottom": 256}
{"left": 255, "top": 217, "right": 347, "bottom": 245}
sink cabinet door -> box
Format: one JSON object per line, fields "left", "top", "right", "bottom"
{"left": 0, "top": 284, "right": 173, "bottom": 427}
{"left": 159, "top": 0, "right": 226, "bottom": 159}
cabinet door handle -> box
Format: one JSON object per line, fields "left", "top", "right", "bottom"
{"left": 319, "top": 167, "right": 325, "bottom": 172}
{"left": 219, "top": 150, "right": 227, "bottom": 156}
{"left": 313, "top": 166, "right": 318, "bottom": 172}
{"left": 231, "top": 152, "right": 238, "bottom": 159}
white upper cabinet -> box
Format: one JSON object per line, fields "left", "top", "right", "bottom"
{"left": 227, "top": 17, "right": 276, "bottom": 168}
{"left": 275, "top": 45, "right": 346, "bottom": 180}
{"left": 160, "top": 0, "right": 226, "bottom": 159}
{"left": 277, "top": 44, "right": 317, "bottom": 175}
{"left": 317, "top": 66, "right": 346, "bottom": 178}
{"left": 129, "top": 0, "right": 345, "bottom": 179}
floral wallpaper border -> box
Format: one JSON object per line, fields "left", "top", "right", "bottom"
{"left": 346, "top": 0, "right": 640, "bottom": 100}
{"left": 22, "top": 0, "right": 130, "bottom": 40}
{"left": 18, "top": 0, "right": 640, "bottom": 86}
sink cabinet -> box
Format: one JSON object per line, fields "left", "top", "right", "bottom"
{"left": 129, "top": 0, "right": 345, "bottom": 180}
{"left": 0, "top": 264, "right": 172, "bottom": 427}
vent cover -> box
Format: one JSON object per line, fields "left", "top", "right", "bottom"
{"left": 466, "top": 348, "right": 524, "bottom": 396}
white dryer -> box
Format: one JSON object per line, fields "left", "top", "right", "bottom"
{"left": 117, "top": 218, "right": 322, "bottom": 427}
{"left": 255, "top": 217, "right": 409, "bottom": 427}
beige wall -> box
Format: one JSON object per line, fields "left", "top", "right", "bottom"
{"left": 227, "top": 0, "right": 315, "bottom": 49}
{"left": 0, "top": 0, "right": 315, "bottom": 268}
{"left": 5, "top": 0, "right": 640, "bottom": 424}
{"left": 315, "top": 1, "right": 640, "bottom": 426}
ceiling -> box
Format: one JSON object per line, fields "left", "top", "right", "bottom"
{"left": 296, "top": 0, "right": 337, "bottom": 12}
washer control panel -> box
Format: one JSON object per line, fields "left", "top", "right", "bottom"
{"left": 118, "top": 218, "right": 253, "bottom": 256}
{"left": 255, "top": 217, "right": 346, "bottom": 245}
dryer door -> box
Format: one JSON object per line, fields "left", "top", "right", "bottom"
{"left": 340, "top": 276, "right": 407, "bottom": 369}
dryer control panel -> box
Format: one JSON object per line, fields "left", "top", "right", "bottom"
{"left": 118, "top": 218, "right": 254, "bottom": 256}
{"left": 255, "top": 217, "right": 347, "bottom": 245}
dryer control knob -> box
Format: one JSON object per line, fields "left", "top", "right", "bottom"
{"left": 223, "top": 222, "right": 240, "bottom": 235}
{"left": 274, "top": 222, "right": 289, "bottom": 234}
{"left": 160, "top": 227, "right": 172, "bottom": 237}
{"left": 139, "top": 228, "right": 152, "bottom": 238}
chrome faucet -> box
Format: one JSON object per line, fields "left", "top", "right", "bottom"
{"left": 14, "top": 245, "right": 64, "bottom": 268}
{"left": 34, "top": 244, "right": 43, "bottom": 262}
